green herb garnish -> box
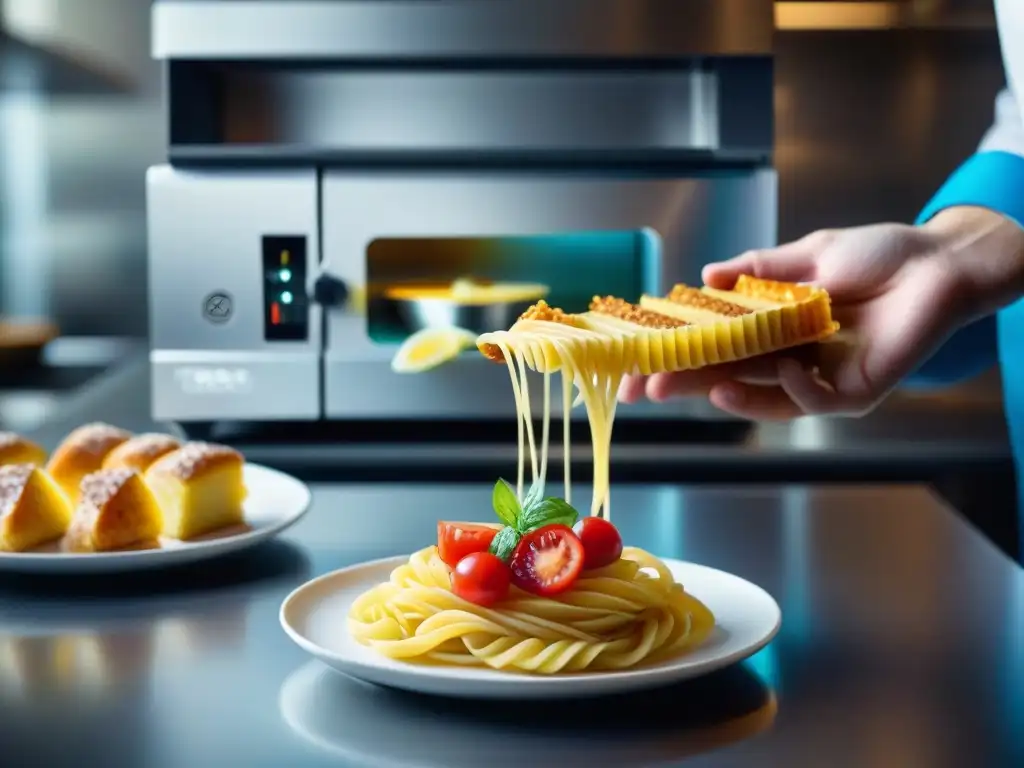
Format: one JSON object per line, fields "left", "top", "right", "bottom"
{"left": 489, "top": 526, "right": 521, "bottom": 562}
{"left": 487, "top": 478, "right": 580, "bottom": 562}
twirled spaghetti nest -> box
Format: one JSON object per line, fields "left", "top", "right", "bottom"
{"left": 348, "top": 546, "right": 715, "bottom": 674}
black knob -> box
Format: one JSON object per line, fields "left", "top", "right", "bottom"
{"left": 313, "top": 273, "right": 349, "bottom": 307}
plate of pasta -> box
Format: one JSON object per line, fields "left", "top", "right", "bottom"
{"left": 282, "top": 275, "right": 805, "bottom": 696}
{"left": 280, "top": 479, "right": 781, "bottom": 699}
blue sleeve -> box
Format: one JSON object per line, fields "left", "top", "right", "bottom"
{"left": 903, "top": 315, "right": 997, "bottom": 389}
{"left": 904, "top": 150, "right": 1024, "bottom": 387}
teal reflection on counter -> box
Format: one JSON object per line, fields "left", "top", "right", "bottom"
{"left": 652, "top": 486, "right": 781, "bottom": 692}
{"left": 781, "top": 488, "right": 811, "bottom": 644}
{"left": 1004, "top": 570, "right": 1024, "bottom": 750}
{"left": 655, "top": 486, "right": 686, "bottom": 559}
{"left": 745, "top": 644, "right": 780, "bottom": 690}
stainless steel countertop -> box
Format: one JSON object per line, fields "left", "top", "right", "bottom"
{"left": 26, "top": 356, "right": 1013, "bottom": 482}
{"left": 1, "top": 483, "right": 1021, "bottom": 767}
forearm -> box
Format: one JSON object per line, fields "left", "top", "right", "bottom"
{"left": 904, "top": 147, "right": 1024, "bottom": 385}
{"left": 915, "top": 85, "right": 1024, "bottom": 314}
{"left": 923, "top": 203, "right": 1024, "bottom": 321}
{"left": 901, "top": 209, "right": 1008, "bottom": 386}
{"left": 901, "top": 87, "right": 1024, "bottom": 385}
{"left": 906, "top": 198, "right": 1024, "bottom": 387}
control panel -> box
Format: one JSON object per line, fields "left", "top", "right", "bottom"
{"left": 262, "top": 235, "right": 309, "bottom": 341}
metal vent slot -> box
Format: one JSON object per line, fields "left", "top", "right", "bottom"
{"left": 168, "top": 60, "right": 772, "bottom": 165}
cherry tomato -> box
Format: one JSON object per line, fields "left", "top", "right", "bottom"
{"left": 509, "top": 524, "right": 585, "bottom": 597}
{"left": 451, "top": 551, "right": 511, "bottom": 607}
{"left": 572, "top": 517, "right": 624, "bottom": 570}
{"left": 437, "top": 521, "right": 502, "bottom": 568}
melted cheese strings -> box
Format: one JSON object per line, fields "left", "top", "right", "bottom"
{"left": 493, "top": 331, "right": 618, "bottom": 519}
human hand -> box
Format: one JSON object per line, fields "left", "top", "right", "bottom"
{"left": 619, "top": 208, "right": 1022, "bottom": 419}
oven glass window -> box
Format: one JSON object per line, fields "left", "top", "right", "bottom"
{"left": 366, "top": 230, "right": 660, "bottom": 344}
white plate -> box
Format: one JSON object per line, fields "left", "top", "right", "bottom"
{"left": 0, "top": 463, "right": 311, "bottom": 574}
{"left": 280, "top": 555, "right": 782, "bottom": 699}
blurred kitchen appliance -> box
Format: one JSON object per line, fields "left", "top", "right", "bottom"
{"left": 147, "top": 0, "right": 776, "bottom": 431}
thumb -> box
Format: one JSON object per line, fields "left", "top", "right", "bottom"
{"left": 702, "top": 231, "right": 832, "bottom": 289}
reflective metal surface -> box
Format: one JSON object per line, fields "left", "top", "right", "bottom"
{"left": 147, "top": 167, "right": 322, "bottom": 421}
{"left": 211, "top": 69, "right": 730, "bottom": 154}
{"left": 1, "top": 482, "right": 1021, "bottom": 767}
{"left": 774, "top": 29, "right": 1004, "bottom": 236}
{"left": 279, "top": 660, "right": 778, "bottom": 766}
{"left": 153, "top": 0, "right": 773, "bottom": 60}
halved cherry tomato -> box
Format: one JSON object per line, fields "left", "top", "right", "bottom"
{"left": 437, "top": 521, "right": 502, "bottom": 568}
{"left": 573, "top": 517, "right": 624, "bottom": 570}
{"left": 451, "top": 551, "right": 511, "bottom": 607}
{"left": 509, "top": 524, "right": 585, "bottom": 597}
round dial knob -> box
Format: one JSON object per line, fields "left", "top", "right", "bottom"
{"left": 312, "top": 273, "right": 349, "bottom": 308}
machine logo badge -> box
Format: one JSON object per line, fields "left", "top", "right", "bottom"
{"left": 174, "top": 367, "right": 253, "bottom": 396}
{"left": 203, "top": 291, "right": 233, "bottom": 323}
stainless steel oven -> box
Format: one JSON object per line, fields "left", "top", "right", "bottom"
{"left": 147, "top": 0, "right": 776, "bottom": 429}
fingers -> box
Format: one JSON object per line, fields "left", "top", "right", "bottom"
{"left": 617, "top": 358, "right": 778, "bottom": 404}
{"left": 644, "top": 356, "right": 783, "bottom": 402}
{"left": 617, "top": 347, "right": 827, "bottom": 405}
{"left": 702, "top": 231, "right": 832, "bottom": 289}
{"left": 617, "top": 375, "right": 647, "bottom": 404}
{"left": 708, "top": 382, "right": 805, "bottom": 421}
{"left": 777, "top": 358, "right": 846, "bottom": 413}
{"left": 631, "top": 358, "right": 864, "bottom": 420}
{"left": 770, "top": 358, "right": 872, "bottom": 417}
{"left": 624, "top": 372, "right": 860, "bottom": 419}
{"left": 707, "top": 360, "right": 847, "bottom": 420}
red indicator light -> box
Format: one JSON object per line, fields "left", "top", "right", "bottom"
{"left": 271, "top": 302, "right": 281, "bottom": 325}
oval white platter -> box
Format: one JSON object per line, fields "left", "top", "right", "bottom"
{"left": 0, "top": 463, "right": 311, "bottom": 574}
{"left": 280, "top": 555, "right": 782, "bottom": 699}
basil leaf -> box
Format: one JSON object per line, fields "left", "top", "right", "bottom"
{"left": 491, "top": 478, "right": 521, "bottom": 528}
{"left": 522, "top": 481, "right": 544, "bottom": 512}
{"left": 519, "top": 498, "right": 579, "bottom": 533}
{"left": 489, "top": 526, "right": 521, "bottom": 562}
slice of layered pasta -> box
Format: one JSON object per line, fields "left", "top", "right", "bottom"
{"left": 476, "top": 275, "right": 839, "bottom": 374}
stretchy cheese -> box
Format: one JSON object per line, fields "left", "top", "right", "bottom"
{"left": 477, "top": 276, "right": 839, "bottom": 517}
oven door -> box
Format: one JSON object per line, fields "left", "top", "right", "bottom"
{"left": 321, "top": 171, "right": 776, "bottom": 419}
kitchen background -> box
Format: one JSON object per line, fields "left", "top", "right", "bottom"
{"left": 0, "top": 1, "right": 1016, "bottom": 557}
{"left": 0, "top": 1, "right": 1007, "bottom": 349}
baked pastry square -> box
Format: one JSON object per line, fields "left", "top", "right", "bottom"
{"left": 62, "top": 468, "right": 163, "bottom": 553}
{"left": 103, "top": 433, "right": 182, "bottom": 474}
{"left": 0, "top": 464, "right": 73, "bottom": 552}
{"left": 477, "top": 275, "right": 839, "bottom": 373}
{"left": 47, "top": 423, "right": 132, "bottom": 505}
{"left": 0, "top": 432, "right": 47, "bottom": 468}
{"left": 144, "top": 442, "right": 247, "bottom": 540}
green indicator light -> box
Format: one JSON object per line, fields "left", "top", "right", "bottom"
{"left": 281, "top": 291, "right": 294, "bottom": 305}
{"left": 279, "top": 268, "right": 292, "bottom": 282}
